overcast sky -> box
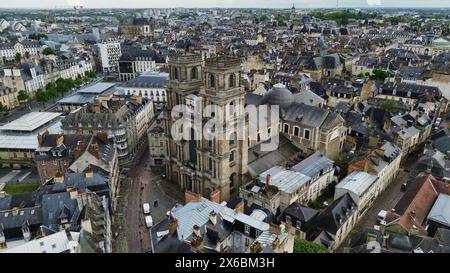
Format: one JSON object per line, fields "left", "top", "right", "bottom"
{"left": 2, "top": 0, "right": 450, "bottom": 9}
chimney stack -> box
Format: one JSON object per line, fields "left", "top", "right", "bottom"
{"left": 234, "top": 199, "right": 244, "bottom": 214}
{"left": 89, "top": 143, "right": 100, "bottom": 159}
{"left": 55, "top": 171, "right": 64, "bottom": 183}
{"left": 210, "top": 189, "right": 220, "bottom": 203}
{"left": 209, "top": 211, "right": 217, "bottom": 225}
{"left": 192, "top": 225, "right": 201, "bottom": 238}
{"left": 168, "top": 217, "right": 178, "bottom": 236}
{"left": 97, "top": 132, "right": 108, "bottom": 143}
{"left": 266, "top": 174, "right": 271, "bottom": 188}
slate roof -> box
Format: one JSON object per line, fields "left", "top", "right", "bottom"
{"left": 291, "top": 151, "right": 334, "bottom": 178}
{"left": 427, "top": 194, "right": 450, "bottom": 228}
{"left": 315, "top": 193, "right": 357, "bottom": 235}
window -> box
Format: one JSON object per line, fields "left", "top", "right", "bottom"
{"left": 229, "top": 150, "right": 235, "bottom": 162}
{"left": 304, "top": 129, "right": 311, "bottom": 140}
{"left": 244, "top": 224, "right": 250, "bottom": 235}
{"left": 191, "top": 67, "right": 198, "bottom": 80}
{"left": 286, "top": 215, "right": 291, "bottom": 224}
{"left": 173, "top": 67, "right": 179, "bottom": 80}
{"left": 229, "top": 133, "right": 236, "bottom": 146}
{"left": 209, "top": 74, "right": 215, "bottom": 88}
{"left": 294, "top": 126, "right": 300, "bottom": 137}
{"left": 283, "top": 124, "right": 289, "bottom": 134}
{"left": 229, "top": 74, "right": 235, "bottom": 88}
{"left": 208, "top": 158, "right": 213, "bottom": 171}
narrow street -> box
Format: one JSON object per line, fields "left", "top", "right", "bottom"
{"left": 119, "top": 151, "right": 183, "bottom": 253}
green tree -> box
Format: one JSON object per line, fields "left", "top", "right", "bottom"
{"left": 24, "top": 51, "right": 30, "bottom": 59}
{"left": 259, "top": 15, "right": 269, "bottom": 22}
{"left": 369, "top": 69, "right": 389, "bottom": 81}
{"left": 294, "top": 238, "right": 329, "bottom": 253}
{"left": 15, "top": 53, "right": 21, "bottom": 62}
{"left": 42, "top": 47, "right": 55, "bottom": 55}
{"left": 17, "top": 90, "right": 29, "bottom": 102}
{"left": 35, "top": 88, "right": 49, "bottom": 106}
{"left": 0, "top": 102, "right": 7, "bottom": 112}
{"left": 74, "top": 77, "right": 83, "bottom": 86}
{"left": 380, "top": 99, "right": 396, "bottom": 113}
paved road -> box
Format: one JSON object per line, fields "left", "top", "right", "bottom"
{"left": 124, "top": 151, "right": 182, "bottom": 253}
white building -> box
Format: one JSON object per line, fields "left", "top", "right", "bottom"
{"left": 0, "top": 40, "right": 45, "bottom": 61}
{"left": 122, "top": 71, "right": 168, "bottom": 111}
{"left": 260, "top": 166, "right": 311, "bottom": 211}
{"left": 97, "top": 39, "right": 122, "bottom": 72}
{"left": 334, "top": 171, "right": 379, "bottom": 217}
{"left": 291, "top": 152, "right": 335, "bottom": 201}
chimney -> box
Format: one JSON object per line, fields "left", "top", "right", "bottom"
{"left": 91, "top": 100, "right": 101, "bottom": 113}
{"left": 250, "top": 241, "right": 262, "bottom": 253}
{"left": 234, "top": 199, "right": 244, "bottom": 214}
{"left": 97, "top": 132, "right": 108, "bottom": 143}
{"left": 247, "top": 193, "right": 254, "bottom": 207}
{"left": 22, "top": 224, "right": 31, "bottom": 242}
{"left": 272, "top": 237, "right": 280, "bottom": 251}
{"left": 55, "top": 172, "right": 64, "bottom": 183}
{"left": 209, "top": 211, "right": 217, "bottom": 225}
{"left": 184, "top": 190, "right": 202, "bottom": 203}
{"left": 89, "top": 143, "right": 100, "bottom": 159}
{"left": 265, "top": 174, "right": 271, "bottom": 188}
{"left": 192, "top": 225, "right": 201, "bottom": 238}
{"left": 85, "top": 165, "right": 94, "bottom": 179}
{"left": 73, "top": 147, "right": 81, "bottom": 160}
{"left": 56, "top": 133, "right": 64, "bottom": 146}
{"left": 12, "top": 207, "right": 19, "bottom": 216}
{"left": 270, "top": 223, "right": 281, "bottom": 235}
{"left": 0, "top": 191, "right": 5, "bottom": 198}
{"left": 78, "top": 140, "right": 88, "bottom": 151}
{"left": 210, "top": 189, "right": 220, "bottom": 203}
{"left": 37, "top": 130, "right": 49, "bottom": 145}
{"left": 191, "top": 236, "right": 204, "bottom": 251}
{"left": 68, "top": 187, "right": 78, "bottom": 200}
{"left": 168, "top": 217, "right": 178, "bottom": 236}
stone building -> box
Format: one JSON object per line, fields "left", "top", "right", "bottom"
{"left": 166, "top": 52, "right": 247, "bottom": 202}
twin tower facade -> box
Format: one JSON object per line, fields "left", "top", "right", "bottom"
{"left": 165, "top": 52, "right": 248, "bottom": 202}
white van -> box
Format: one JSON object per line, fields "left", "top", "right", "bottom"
{"left": 143, "top": 203, "right": 150, "bottom": 214}
{"left": 145, "top": 215, "right": 153, "bottom": 228}
{"left": 377, "top": 210, "right": 387, "bottom": 225}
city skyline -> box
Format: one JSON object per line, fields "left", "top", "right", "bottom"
{"left": 2, "top": 0, "right": 450, "bottom": 9}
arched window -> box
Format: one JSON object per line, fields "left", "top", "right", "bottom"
{"left": 229, "top": 132, "right": 236, "bottom": 146}
{"left": 173, "top": 67, "right": 179, "bottom": 80}
{"left": 191, "top": 67, "right": 198, "bottom": 80}
{"left": 209, "top": 74, "right": 215, "bottom": 88}
{"left": 229, "top": 74, "right": 236, "bottom": 88}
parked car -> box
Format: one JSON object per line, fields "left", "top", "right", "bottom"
{"left": 143, "top": 203, "right": 150, "bottom": 214}
{"left": 145, "top": 215, "right": 153, "bottom": 228}
{"left": 401, "top": 182, "right": 408, "bottom": 191}
{"left": 377, "top": 210, "right": 387, "bottom": 225}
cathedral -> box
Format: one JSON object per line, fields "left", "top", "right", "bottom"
{"left": 165, "top": 52, "right": 248, "bottom": 202}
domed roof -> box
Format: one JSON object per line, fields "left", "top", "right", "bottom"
{"left": 261, "top": 83, "right": 294, "bottom": 110}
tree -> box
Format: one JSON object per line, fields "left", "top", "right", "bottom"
{"left": 74, "top": 77, "right": 83, "bottom": 86}
{"left": 380, "top": 99, "right": 396, "bottom": 113}
{"left": 24, "top": 51, "right": 30, "bottom": 59}
{"left": 17, "top": 90, "right": 29, "bottom": 102}
{"left": 294, "top": 238, "right": 329, "bottom": 253}
{"left": 35, "top": 88, "right": 49, "bottom": 106}
{"left": 369, "top": 69, "right": 389, "bottom": 81}
{"left": 259, "top": 15, "right": 269, "bottom": 22}
{"left": 0, "top": 102, "right": 7, "bottom": 112}
{"left": 15, "top": 53, "right": 21, "bottom": 62}
{"left": 42, "top": 47, "right": 55, "bottom": 55}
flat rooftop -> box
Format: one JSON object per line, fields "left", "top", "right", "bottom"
{"left": 76, "top": 82, "right": 116, "bottom": 94}
{"left": 0, "top": 112, "right": 62, "bottom": 132}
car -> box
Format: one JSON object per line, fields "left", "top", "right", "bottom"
{"left": 145, "top": 215, "right": 153, "bottom": 228}
{"left": 143, "top": 203, "right": 150, "bottom": 214}
{"left": 377, "top": 210, "right": 387, "bottom": 224}
{"left": 401, "top": 182, "right": 408, "bottom": 191}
